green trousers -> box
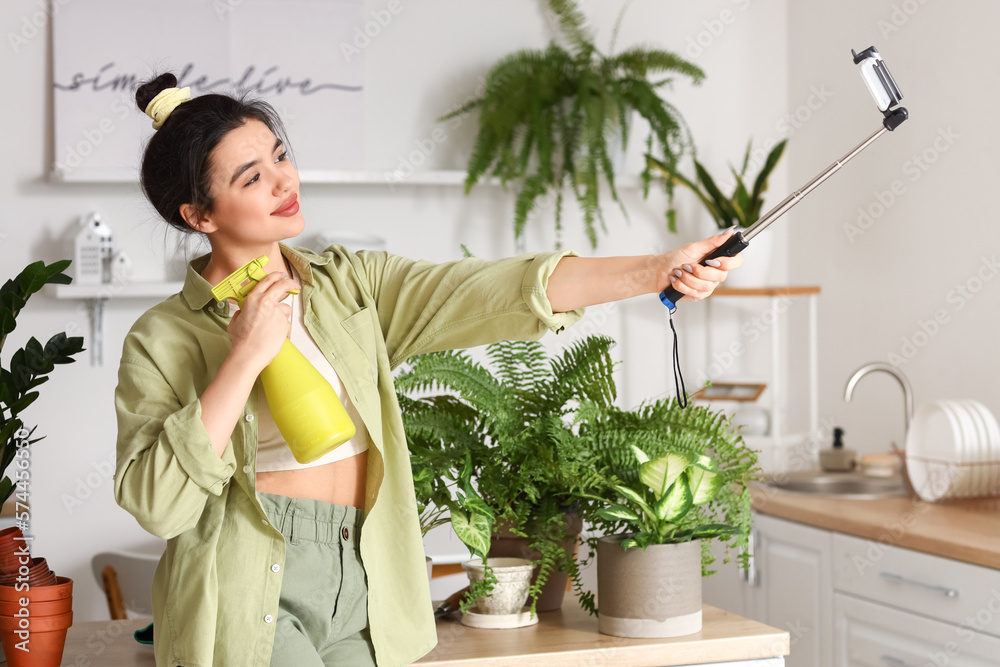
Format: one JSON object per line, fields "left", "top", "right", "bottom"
{"left": 258, "top": 491, "right": 375, "bottom": 666}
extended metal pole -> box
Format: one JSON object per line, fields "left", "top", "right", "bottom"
{"left": 744, "top": 125, "right": 889, "bottom": 242}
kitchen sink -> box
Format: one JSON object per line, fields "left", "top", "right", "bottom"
{"left": 758, "top": 471, "right": 907, "bottom": 498}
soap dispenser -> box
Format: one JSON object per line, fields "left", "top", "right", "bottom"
{"left": 820, "top": 427, "right": 857, "bottom": 472}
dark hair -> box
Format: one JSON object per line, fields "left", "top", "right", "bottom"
{"left": 134, "top": 72, "right": 294, "bottom": 234}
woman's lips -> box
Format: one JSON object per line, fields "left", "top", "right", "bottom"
{"left": 272, "top": 193, "right": 299, "bottom": 216}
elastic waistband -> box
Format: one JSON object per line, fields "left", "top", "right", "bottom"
{"left": 257, "top": 491, "right": 363, "bottom": 544}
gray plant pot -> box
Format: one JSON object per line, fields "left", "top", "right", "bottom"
{"left": 596, "top": 535, "right": 702, "bottom": 638}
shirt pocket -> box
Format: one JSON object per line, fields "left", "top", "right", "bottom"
{"left": 341, "top": 308, "right": 380, "bottom": 385}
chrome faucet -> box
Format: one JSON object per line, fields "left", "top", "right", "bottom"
{"left": 844, "top": 362, "right": 914, "bottom": 434}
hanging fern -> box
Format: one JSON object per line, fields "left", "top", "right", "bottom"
{"left": 438, "top": 0, "right": 703, "bottom": 248}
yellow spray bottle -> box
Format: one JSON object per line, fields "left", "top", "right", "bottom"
{"left": 211, "top": 255, "right": 356, "bottom": 464}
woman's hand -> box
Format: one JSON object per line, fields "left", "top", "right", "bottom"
{"left": 226, "top": 271, "right": 300, "bottom": 372}
{"left": 656, "top": 227, "right": 745, "bottom": 302}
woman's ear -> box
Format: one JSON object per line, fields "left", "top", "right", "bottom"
{"left": 180, "top": 203, "right": 216, "bottom": 234}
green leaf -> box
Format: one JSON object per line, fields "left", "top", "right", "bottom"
{"left": 684, "top": 523, "right": 745, "bottom": 540}
{"left": 611, "top": 483, "right": 654, "bottom": 518}
{"left": 595, "top": 504, "right": 641, "bottom": 524}
{"left": 688, "top": 464, "right": 722, "bottom": 506}
{"left": 451, "top": 509, "right": 493, "bottom": 560}
{"left": 639, "top": 452, "right": 690, "bottom": 499}
{"left": 653, "top": 472, "right": 693, "bottom": 522}
{"left": 630, "top": 444, "right": 650, "bottom": 465}
{"left": 750, "top": 139, "right": 787, "bottom": 219}
{"left": 462, "top": 497, "right": 496, "bottom": 521}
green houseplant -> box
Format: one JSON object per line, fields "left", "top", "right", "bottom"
{"left": 575, "top": 398, "right": 760, "bottom": 636}
{"left": 0, "top": 260, "right": 85, "bottom": 504}
{"left": 439, "top": 0, "right": 704, "bottom": 248}
{"left": 645, "top": 139, "right": 787, "bottom": 232}
{"left": 396, "top": 335, "right": 619, "bottom": 614}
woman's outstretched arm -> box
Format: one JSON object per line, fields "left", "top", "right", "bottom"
{"left": 545, "top": 228, "right": 744, "bottom": 313}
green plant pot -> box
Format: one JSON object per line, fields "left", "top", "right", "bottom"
{"left": 488, "top": 513, "right": 583, "bottom": 612}
{"left": 596, "top": 535, "right": 701, "bottom": 638}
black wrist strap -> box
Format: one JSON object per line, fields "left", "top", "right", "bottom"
{"left": 669, "top": 310, "right": 687, "bottom": 408}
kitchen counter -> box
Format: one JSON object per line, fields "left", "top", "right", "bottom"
{"left": 49, "top": 601, "right": 788, "bottom": 666}
{"left": 751, "top": 483, "right": 1000, "bottom": 570}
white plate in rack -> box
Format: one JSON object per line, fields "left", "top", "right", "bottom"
{"left": 959, "top": 400, "right": 988, "bottom": 496}
{"left": 940, "top": 401, "right": 975, "bottom": 497}
{"left": 907, "top": 402, "right": 962, "bottom": 501}
{"left": 966, "top": 400, "right": 1000, "bottom": 496}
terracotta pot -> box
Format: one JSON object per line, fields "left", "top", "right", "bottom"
{"left": 0, "top": 577, "right": 73, "bottom": 604}
{"left": 0, "top": 558, "right": 55, "bottom": 587}
{"left": 0, "top": 596, "right": 72, "bottom": 617}
{"left": 488, "top": 513, "right": 582, "bottom": 612}
{"left": 596, "top": 535, "right": 702, "bottom": 638}
{"left": 0, "top": 610, "right": 72, "bottom": 667}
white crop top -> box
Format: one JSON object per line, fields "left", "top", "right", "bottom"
{"left": 232, "top": 266, "right": 369, "bottom": 472}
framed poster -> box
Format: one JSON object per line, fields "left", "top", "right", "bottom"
{"left": 52, "top": 0, "right": 364, "bottom": 181}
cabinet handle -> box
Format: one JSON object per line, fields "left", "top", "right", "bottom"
{"left": 746, "top": 529, "right": 759, "bottom": 587}
{"left": 881, "top": 654, "right": 918, "bottom": 667}
{"left": 878, "top": 571, "right": 959, "bottom": 598}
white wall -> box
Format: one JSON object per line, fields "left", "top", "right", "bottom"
{"left": 786, "top": 1, "right": 999, "bottom": 458}
{"left": 0, "top": 0, "right": 789, "bottom": 622}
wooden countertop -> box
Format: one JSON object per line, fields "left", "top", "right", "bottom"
{"left": 751, "top": 483, "right": 1000, "bottom": 570}
{"left": 51, "top": 602, "right": 788, "bottom": 666}
{"left": 416, "top": 600, "right": 788, "bottom": 666}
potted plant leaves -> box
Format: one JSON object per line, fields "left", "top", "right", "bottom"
{"left": 396, "top": 335, "right": 619, "bottom": 615}
{"left": 439, "top": 0, "right": 704, "bottom": 249}
{"left": 0, "top": 259, "right": 85, "bottom": 665}
{"left": 645, "top": 139, "right": 787, "bottom": 233}
{"left": 576, "top": 397, "right": 760, "bottom": 637}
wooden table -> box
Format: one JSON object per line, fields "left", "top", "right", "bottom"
{"left": 47, "top": 602, "right": 787, "bottom": 666}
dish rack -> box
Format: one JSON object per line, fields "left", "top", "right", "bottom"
{"left": 904, "top": 399, "right": 1000, "bottom": 502}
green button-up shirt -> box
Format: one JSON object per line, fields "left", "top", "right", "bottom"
{"left": 113, "top": 243, "right": 583, "bottom": 666}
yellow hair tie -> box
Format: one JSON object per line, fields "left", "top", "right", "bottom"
{"left": 145, "top": 87, "right": 191, "bottom": 130}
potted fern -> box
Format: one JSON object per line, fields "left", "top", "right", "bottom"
{"left": 439, "top": 0, "right": 704, "bottom": 249}
{"left": 396, "top": 335, "right": 619, "bottom": 615}
{"left": 575, "top": 398, "right": 760, "bottom": 637}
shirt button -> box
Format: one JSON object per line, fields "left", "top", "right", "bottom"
{"left": 264, "top": 614, "right": 274, "bottom": 624}
{"left": 216, "top": 301, "right": 225, "bottom": 309}
{"left": 242, "top": 465, "right": 251, "bottom": 474}
{"left": 342, "top": 526, "right": 350, "bottom": 541}
{"left": 245, "top": 414, "right": 254, "bottom": 422}
{"left": 271, "top": 563, "right": 280, "bottom": 573}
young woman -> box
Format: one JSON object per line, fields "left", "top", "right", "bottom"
{"left": 114, "top": 72, "right": 742, "bottom": 667}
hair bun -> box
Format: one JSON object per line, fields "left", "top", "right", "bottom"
{"left": 135, "top": 72, "right": 179, "bottom": 113}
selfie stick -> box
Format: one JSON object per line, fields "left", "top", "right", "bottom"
{"left": 659, "top": 46, "right": 908, "bottom": 311}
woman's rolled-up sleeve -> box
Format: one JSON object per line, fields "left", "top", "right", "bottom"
{"left": 351, "top": 249, "right": 586, "bottom": 367}
{"left": 114, "top": 353, "right": 237, "bottom": 539}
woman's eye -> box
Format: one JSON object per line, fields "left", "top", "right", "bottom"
{"left": 276, "top": 150, "right": 288, "bottom": 162}
{"left": 243, "top": 151, "right": 287, "bottom": 187}
{"left": 244, "top": 174, "right": 258, "bottom": 188}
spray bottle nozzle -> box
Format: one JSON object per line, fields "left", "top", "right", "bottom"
{"left": 210, "top": 255, "right": 300, "bottom": 307}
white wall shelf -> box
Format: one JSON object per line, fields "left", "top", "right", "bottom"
{"left": 703, "top": 286, "right": 821, "bottom": 469}
{"left": 52, "top": 282, "right": 183, "bottom": 366}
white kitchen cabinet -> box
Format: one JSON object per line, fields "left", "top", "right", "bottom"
{"left": 703, "top": 512, "right": 834, "bottom": 667}
{"left": 835, "top": 593, "right": 1000, "bottom": 666}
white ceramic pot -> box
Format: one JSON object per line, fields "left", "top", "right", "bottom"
{"left": 461, "top": 557, "right": 537, "bottom": 615}
{"left": 596, "top": 535, "right": 702, "bottom": 638}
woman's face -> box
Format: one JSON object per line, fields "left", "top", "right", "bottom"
{"left": 187, "top": 118, "right": 305, "bottom": 249}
